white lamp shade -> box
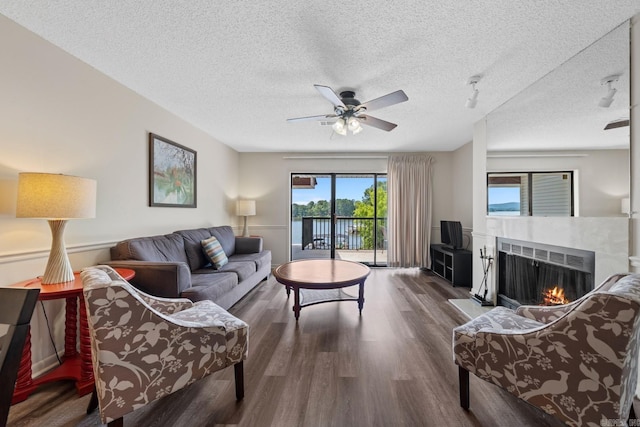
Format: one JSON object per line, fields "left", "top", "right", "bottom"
{"left": 17, "top": 173, "right": 97, "bottom": 219}
{"left": 236, "top": 199, "right": 256, "bottom": 216}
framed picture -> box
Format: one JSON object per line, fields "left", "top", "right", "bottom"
{"left": 149, "top": 133, "right": 197, "bottom": 207}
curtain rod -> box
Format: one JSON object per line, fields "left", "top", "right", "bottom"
{"left": 282, "top": 155, "right": 389, "bottom": 160}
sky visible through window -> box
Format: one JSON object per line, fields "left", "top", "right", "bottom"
{"left": 488, "top": 186, "right": 520, "bottom": 204}
{"left": 293, "top": 176, "right": 382, "bottom": 205}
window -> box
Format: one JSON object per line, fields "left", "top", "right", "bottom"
{"left": 487, "top": 172, "right": 573, "bottom": 216}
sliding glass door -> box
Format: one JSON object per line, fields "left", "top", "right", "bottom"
{"left": 291, "top": 173, "right": 387, "bottom": 266}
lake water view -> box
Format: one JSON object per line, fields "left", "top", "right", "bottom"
{"left": 291, "top": 219, "right": 364, "bottom": 249}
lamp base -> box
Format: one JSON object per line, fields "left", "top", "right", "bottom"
{"left": 242, "top": 216, "right": 250, "bottom": 237}
{"left": 42, "top": 220, "right": 75, "bottom": 284}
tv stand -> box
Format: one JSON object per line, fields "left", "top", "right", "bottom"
{"left": 430, "top": 244, "right": 472, "bottom": 287}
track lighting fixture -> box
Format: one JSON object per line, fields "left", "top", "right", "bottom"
{"left": 598, "top": 75, "right": 620, "bottom": 108}
{"left": 465, "top": 75, "right": 481, "bottom": 109}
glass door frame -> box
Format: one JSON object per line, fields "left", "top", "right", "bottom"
{"left": 290, "top": 172, "right": 387, "bottom": 266}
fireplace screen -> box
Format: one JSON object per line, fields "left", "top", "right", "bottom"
{"left": 499, "top": 253, "right": 593, "bottom": 305}
{"left": 499, "top": 252, "right": 592, "bottom": 306}
{"left": 496, "top": 238, "right": 595, "bottom": 308}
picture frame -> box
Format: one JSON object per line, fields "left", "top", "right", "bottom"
{"left": 149, "top": 133, "right": 197, "bottom": 208}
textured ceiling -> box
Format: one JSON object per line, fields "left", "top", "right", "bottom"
{"left": 0, "top": 1, "right": 638, "bottom": 152}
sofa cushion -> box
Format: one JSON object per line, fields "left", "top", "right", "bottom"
{"left": 201, "top": 236, "right": 228, "bottom": 269}
{"left": 184, "top": 271, "right": 238, "bottom": 301}
{"left": 209, "top": 226, "right": 236, "bottom": 257}
{"left": 229, "top": 250, "right": 271, "bottom": 272}
{"left": 110, "top": 234, "right": 189, "bottom": 264}
{"left": 217, "top": 261, "right": 256, "bottom": 282}
{"left": 175, "top": 228, "right": 214, "bottom": 271}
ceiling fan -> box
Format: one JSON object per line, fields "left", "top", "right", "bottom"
{"left": 287, "top": 85, "right": 408, "bottom": 135}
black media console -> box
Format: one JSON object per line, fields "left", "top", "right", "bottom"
{"left": 430, "top": 244, "right": 472, "bottom": 287}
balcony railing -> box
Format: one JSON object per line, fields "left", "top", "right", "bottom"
{"left": 300, "top": 216, "right": 387, "bottom": 250}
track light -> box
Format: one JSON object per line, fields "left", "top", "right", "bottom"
{"left": 599, "top": 75, "right": 620, "bottom": 108}
{"left": 465, "top": 75, "right": 481, "bottom": 109}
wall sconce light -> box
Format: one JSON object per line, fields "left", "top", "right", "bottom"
{"left": 465, "top": 75, "right": 481, "bottom": 109}
{"left": 236, "top": 199, "right": 256, "bottom": 237}
{"left": 16, "top": 173, "right": 97, "bottom": 284}
{"left": 598, "top": 75, "right": 620, "bottom": 108}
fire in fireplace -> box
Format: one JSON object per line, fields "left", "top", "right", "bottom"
{"left": 542, "top": 286, "right": 570, "bottom": 306}
{"left": 497, "top": 238, "right": 595, "bottom": 309}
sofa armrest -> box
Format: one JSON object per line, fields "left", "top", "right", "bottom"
{"left": 234, "top": 236, "right": 263, "bottom": 254}
{"left": 106, "top": 260, "right": 192, "bottom": 298}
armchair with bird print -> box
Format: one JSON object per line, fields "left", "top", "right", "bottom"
{"left": 81, "top": 265, "right": 248, "bottom": 426}
{"left": 453, "top": 273, "right": 640, "bottom": 427}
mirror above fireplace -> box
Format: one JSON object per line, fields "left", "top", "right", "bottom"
{"left": 486, "top": 21, "right": 630, "bottom": 218}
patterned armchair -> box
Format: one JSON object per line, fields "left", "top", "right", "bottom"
{"left": 453, "top": 273, "right": 640, "bottom": 426}
{"left": 81, "top": 266, "right": 248, "bottom": 426}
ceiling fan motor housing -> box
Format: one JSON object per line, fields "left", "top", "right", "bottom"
{"left": 340, "top": 91, "right": 360, "bottom": 106}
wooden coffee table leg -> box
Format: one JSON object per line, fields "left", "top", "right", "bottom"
{"left": 293, "top": 286, "right": 301, "bottom": 320}
{"left": 358, "top": 281, "right": 365, "bottom": 315}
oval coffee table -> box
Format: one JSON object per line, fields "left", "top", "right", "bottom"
{"left": 273, "top": 259, "right": 371, "bottom": 320}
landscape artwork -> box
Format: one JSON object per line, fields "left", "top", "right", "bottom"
{"left": 149, "top": 133, "right": 197, "bottom": 207}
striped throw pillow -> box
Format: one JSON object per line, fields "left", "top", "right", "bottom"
{"left": 201, "top": 236, "right": 228, "bottom": 269}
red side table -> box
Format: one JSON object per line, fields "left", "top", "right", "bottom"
{"left": 10, "top": 268, "right": 135, "bottom": 404}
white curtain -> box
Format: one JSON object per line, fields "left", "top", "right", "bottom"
{"left": 387, "top": 154, "right": 434, "bottom": 268}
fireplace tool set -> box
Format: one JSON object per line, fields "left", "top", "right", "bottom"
{"left": 472, "top": 247, "right": 493, "bottom": 306}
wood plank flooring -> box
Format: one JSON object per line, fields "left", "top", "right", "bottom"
{"left": 8, "top": 268, "right": 570, "bottom": 426}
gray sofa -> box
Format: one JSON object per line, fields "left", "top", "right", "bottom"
{"left": 108, "top": 226, "right": 271, "bottom": 310}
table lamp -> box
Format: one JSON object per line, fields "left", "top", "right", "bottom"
{"left": 236, "top": 200, "right": 256, "bottom": 237}
{"left": 16, "top": 173, "right": 97, "bottom": 284}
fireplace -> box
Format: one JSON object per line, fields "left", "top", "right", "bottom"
{"left": 497, "top": 238, "right": 595, "bottom": 309}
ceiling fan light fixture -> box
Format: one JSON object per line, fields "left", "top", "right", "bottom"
{"left": 332, "top": 118, "right": 348, "bottom": 135}
{"left": 465, "top": 75, "right": 481, "bottom": 109}
{"left": 347, "top": 116, "right": 362, "bottom": 132}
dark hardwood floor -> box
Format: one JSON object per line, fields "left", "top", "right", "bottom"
{"left": 8, "top": 268, "right": 569, "bottom": 427}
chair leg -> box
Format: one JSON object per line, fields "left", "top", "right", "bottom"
{"left": 234, "top": 361, "right": 244, "bottom": 400}
{"left": 86, "top": 386, "right": 99, "bottom": 414}
{"left": 459, "top": 366, "right": 470, "bottom": 410}
{"left": 107, "top": 417, "right": 123, "bottom": 427}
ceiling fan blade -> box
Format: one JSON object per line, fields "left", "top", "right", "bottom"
{"left": 287, "top": 114, "right": 337, "bottom": 123}
{"left": 359, "top": 90, "right": 408, "bottom": 112}
{"left": 359, "top": 115, "right": 398, "bottom": 132}
{"left": 314, "top": 85, "right": 346, "bottom": 109}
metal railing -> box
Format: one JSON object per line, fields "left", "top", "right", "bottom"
{"left": 300, "top": 216, "right": 387, "bottom": 250}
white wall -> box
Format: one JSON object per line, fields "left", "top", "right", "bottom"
{"left": 238, "top": 150, "right": 472, "bottom": 265}
{"left": 452, "top": 141, "right": 474, "bottom": 248}
{"left": 487, "top": 149, "right": 629, "bottom": 217}
{"left": 0, "top": 15, "right": 239, "bottom": 371}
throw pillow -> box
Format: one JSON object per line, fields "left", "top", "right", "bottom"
{"left": 201, "top": 236, "right": 228, "bottom": 269}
